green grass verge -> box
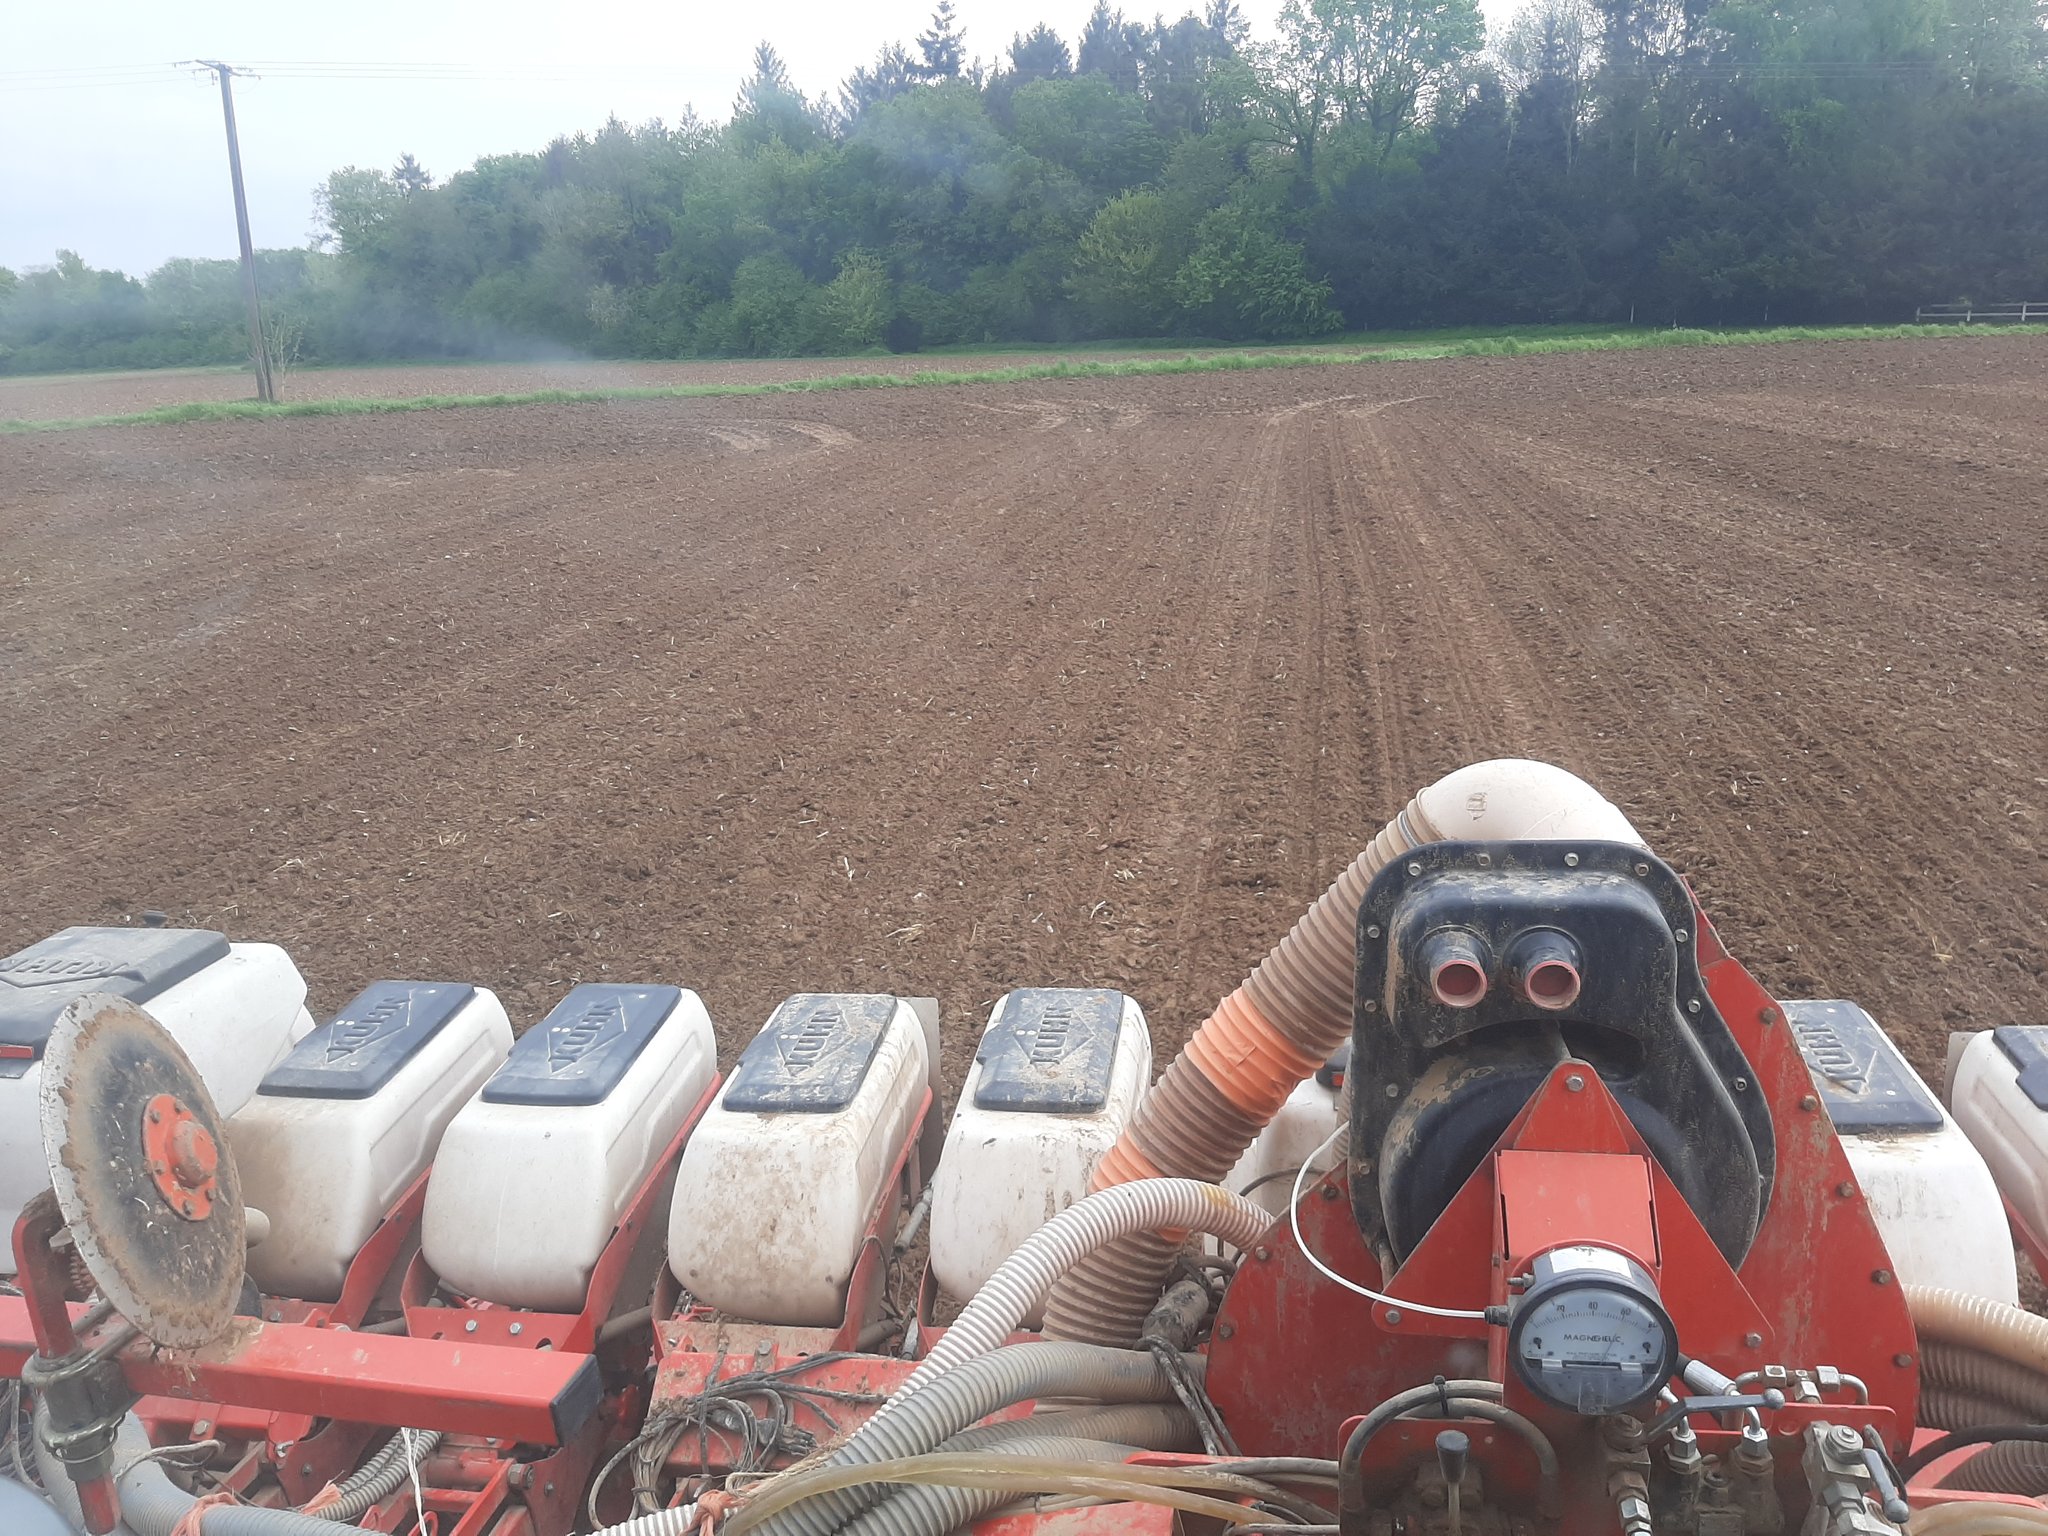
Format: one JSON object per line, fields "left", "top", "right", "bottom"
{"left": 2, "top": 323, "right": 2028, "bottom": 434}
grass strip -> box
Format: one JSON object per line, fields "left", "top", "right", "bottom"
{"left": 2, "top": 323, "right": 2032, "bottom": 434}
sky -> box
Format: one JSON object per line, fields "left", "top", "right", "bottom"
{"left": 4, "top": 0, "right": 1507, "bottom": 279}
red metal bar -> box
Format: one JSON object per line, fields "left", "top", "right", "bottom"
{"left": 332, "top": 1167, "right": 432, "bottom": 1329}
{"left": 0, "top": 1297, "right": 600, "bottom": 1445}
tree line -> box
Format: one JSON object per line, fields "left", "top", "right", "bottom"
{"left": 4, "top": 0, "right": 2044, "bottom": 373}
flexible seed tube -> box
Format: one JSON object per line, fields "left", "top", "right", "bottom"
{"left": 942, "top": 1405, "right": 1197, "bottom": 1453}
{"left": 734, "top": 1450, "right": 1329, "bottom": 1536}
{"left": 729, "top": 1458, "right": 1261, "bottom": 1536}
{"left": 736, "top": 1343, "right": 1179, "bottom": 1536}
{"left": 1046, "top": 760, "right": 1644, "bottom": 1345}
{"left": 888, "top": 1178, "right": 1268, "bottom": 1408}
{"left": 1926, "top": 1348, "right": 2048, "bottom": 1421}
{"left": 302, "top": 1429, "right": 442, "bottom": 1521}
{"left": 1940, "top": 1443, "right": 2048, "bottom": 1495}
{"left": 1912, "top": 1290, "right": 2048, "bottom": 1377}
{"left": 35, "top": 1408, "right": 357, "bottom": 1536}
{"left": 838, "top": 1437, "right": 1152, "bottom": 1536}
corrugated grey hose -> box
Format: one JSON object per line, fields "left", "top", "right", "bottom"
{"left": 837, "top": 1437, "right": 1145, "bottom": 1536}
{"left": 303, "top": 1429, "right": 443, "bottom": 1521}
{"left": 739, "top": 1343, "right": 1180, "bottom": 1536}
{"left": 943, "top": 1405, "right": 1195, "bottom": 1455}
{"left": 34, "top": 1408, "right": 340, "bottom": 1536}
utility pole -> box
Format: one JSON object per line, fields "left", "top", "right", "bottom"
{"left": 187, "top": 60, "right": 276, "bottom": 403}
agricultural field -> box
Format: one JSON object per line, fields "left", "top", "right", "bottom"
{"left": 2, "top": 335, "right": 2042, "bottom": 1086}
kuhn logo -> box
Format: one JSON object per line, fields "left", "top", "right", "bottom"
{"left": 1793, "top": 1017, "right": 1868, "bottom": 1094}
{"left": 0, "top": 954, "right": 114, "bottom": 981}
{"left": 779, "top": 1006, "right": 842, "bottom": 1072}
{"left": 327, "top": 996, "right": 411, "bottom": 1062}
{"left": 547, "top": 1000, "right": 624, "bottom": 1075}
{"left": 1020, "top": 1008, "right": 1074, "bottom": 1066}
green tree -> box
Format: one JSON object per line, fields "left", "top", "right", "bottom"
{"left": 816, "top": 247, "right": 894, "bottom": 349}
{"left": 1173, "top": 205, "right": 1342, "bottom": 335}
{"left": 917, "top": 2, "right": 968, "bottom": 80}
{"left": 1278, "top": 0, "right": 1487, "bottom": 159}
{"left": 1069, "top": 190, "right": 1184, "bottom": 330}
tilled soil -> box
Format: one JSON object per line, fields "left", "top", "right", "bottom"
{"left": 2, "top": 337, "right": 2043, "bottom": 1089}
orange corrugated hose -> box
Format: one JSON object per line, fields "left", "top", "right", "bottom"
{"left": 1041, "top": 760, "right": 1644, "bottom": 1346}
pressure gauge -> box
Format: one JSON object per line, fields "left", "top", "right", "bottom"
{"left": 1506, "top": 1245, "right": 1679, "bottom": 1416}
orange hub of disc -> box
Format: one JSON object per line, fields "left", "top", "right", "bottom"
{"left": 141, "top": 1092, "right": 219, "bottom": 1221}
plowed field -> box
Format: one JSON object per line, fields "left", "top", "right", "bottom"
{"left": 4, "top": 337, "right": 2043, "bottom": 1084}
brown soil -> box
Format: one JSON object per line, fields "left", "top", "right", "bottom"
{"left": 2, "top": 337, "right": 2043, "bottom": 1091}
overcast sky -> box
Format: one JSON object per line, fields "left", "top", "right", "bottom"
{"left": 4, "top": 0, "right": 1511, "bottom": 279}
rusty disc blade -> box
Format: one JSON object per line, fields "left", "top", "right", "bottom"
{"left": 38, "top": 993, "right": 246, "bottom": 1349}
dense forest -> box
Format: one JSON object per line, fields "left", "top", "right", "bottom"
{"left": 4, "top": 0, "right": 2045, "bottom": 372}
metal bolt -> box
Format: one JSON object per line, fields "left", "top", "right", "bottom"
{"left": 544, "top": 1483, "right": 555, "bottom": 1497}
{"left": 1476, "top": 853, "right": 1492, "bottom": 868}
{"left": 1254, "top": 1245, "right": 1272, "bottom": 1262}
{"left": 1385, "top": 1082, "right": 1399, "bottom": 1097}
{"left": 1837, "top": 1182, "right": 1855, "bottom": 1198}
{"left": 1744, "top": 1332, "right": 1764, "bottom": 1349}
{"left": 1408, "top": 862, "right": 1423, "bottom": 877}
{"left": 1564, "top": 853, "right": 1580, "bottom": 867}
{"left": 1799, "top": 1094, "right": 1819, "bottom": 1111}
{"left": 301, "top": 1462, "right": 313, "bottom": 1477}
{"left": 193, "top": 1419, "right": 211, "bottom": 1437}
{"left": 1829, "top": 1425, "right": 1865, "bottom": 1456}
{"left": 1687, "top": 998, "right": 1702, "bottom": 1014}
{"left": 1566, "top": 1074, "right": 1585, "bottom": 1092}
{"left": 1675, "top": 929, "right": 1689, "bottom": 944}
{"left": 1634, "top": 862, "right": 1651, "bottom": 877}
{"left": 148, "top": 1107, "right": 162, "bottom": 1124}
{"left": 1363, "top": 999, "right": 1378, "bottom": 1013}
{"left": 464, "top": 1318, "right": 479, "bottom": 1333}
{"left": 1217, "top": 1322, "right": 1235, "bottom": 1340}
{"left": 1873, "top": 1269, "right": 1894, "bottom": 1286}
{"left": 1322, "top": 1183, "right": 1342, "bottom": 1200}
{"left": 269, "top": 1311, "right": 283, "bottom": 1323}
{"left": 509, "top": 1322, "right": 523, "bottom": 1336}
{"left": 1384, "top": 1308, "right": 1403, "bottom": 1325}
{"left": 1760, "top": 1006, "right": 1779, "bottom": 1026}
{"left": 1366, "top": 924, "right": 1382, "bottom": 939}
{"left": 1732, "top": 1077, "right": 1750, "bottom": 1093}
{"left": 1895, "top": 1353, "right": 1914, "bottom": 1369}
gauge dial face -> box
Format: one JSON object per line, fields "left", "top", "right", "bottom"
{"left": 1511, "top": 1281, "right": 1677, "bottom": 1415}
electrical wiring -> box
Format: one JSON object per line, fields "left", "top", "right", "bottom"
{"left": 1287, "top": 1127, "right": 1489, "bottom": 1322}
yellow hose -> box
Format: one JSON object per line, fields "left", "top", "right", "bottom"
{"left": 1908, "top": 1501, "right": 2048, "bottom": 1536}
{"left": 1910, "top": 1291, "right": 2048, "bottom": 1377}
{"left": 724, "top": 1452, "right": 1293, "bottom": 1536}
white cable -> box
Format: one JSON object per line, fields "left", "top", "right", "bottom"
{"left": 1287, "top": 1126, "right": 1489, "bottom": 1321}
{"left": 403, "top": 1428, "right": 428, "bottom": 1536}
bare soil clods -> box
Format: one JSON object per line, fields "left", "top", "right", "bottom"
{"left": 3, "top": 338, "right": 2043, "bottom": 1086}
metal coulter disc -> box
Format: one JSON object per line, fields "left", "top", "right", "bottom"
{"left": 38, "top": 993, "right": 246, "bottom": 1349}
